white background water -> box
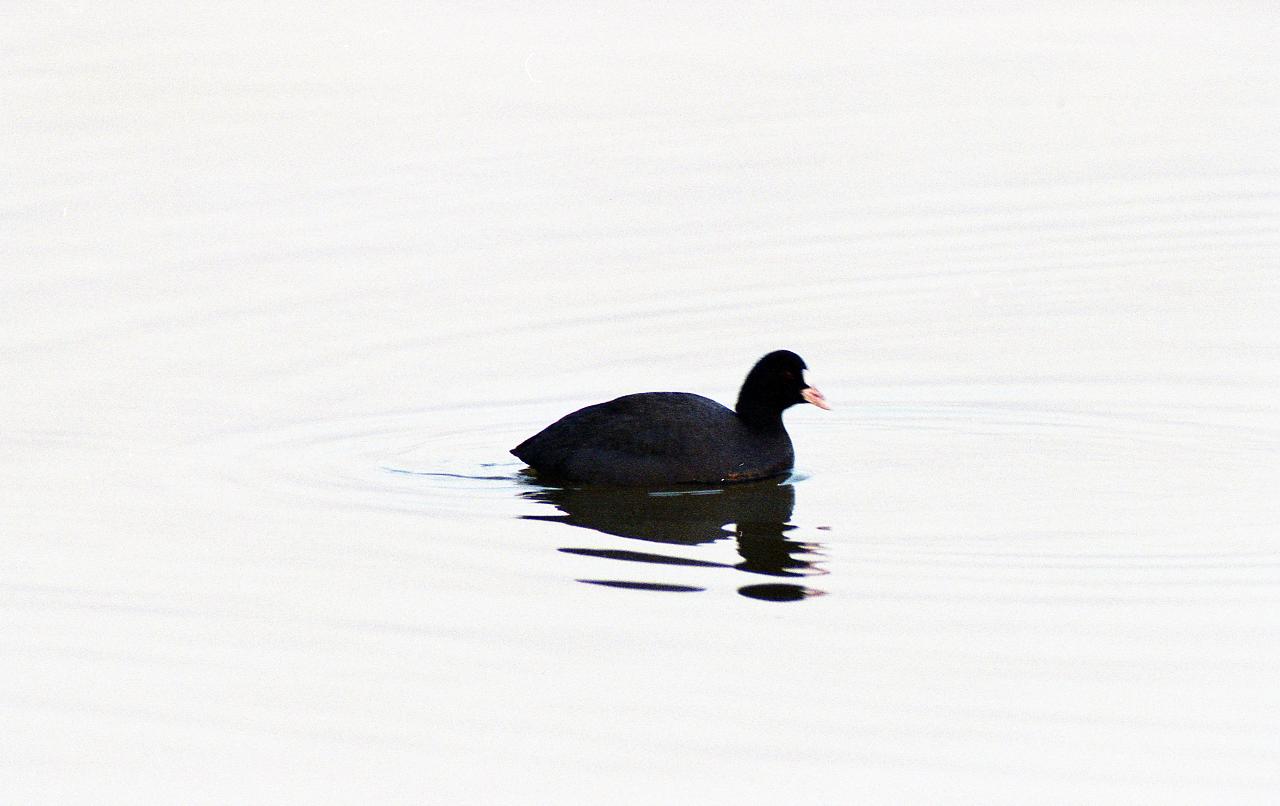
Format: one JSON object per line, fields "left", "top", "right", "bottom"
{"left": 4, "top": 3, "right": 1279, "bottom": 802}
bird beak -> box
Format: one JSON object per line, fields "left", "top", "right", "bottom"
{"left": 801, "top": 372, "right": 831, "bottom": 410}
{"left": 801, "top": 386, "right": 830, "bottom": 409}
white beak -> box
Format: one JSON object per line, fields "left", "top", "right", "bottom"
{"left": 801, "top": 371, "right": 831, "bottom": 410}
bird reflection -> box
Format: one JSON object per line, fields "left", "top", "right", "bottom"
{"left": 519, "top": 476, "right": 825, "bottom": 600}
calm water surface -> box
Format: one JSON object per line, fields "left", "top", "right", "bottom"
{"left": 4, "top": 3, "right": 1279, "bottom": 803}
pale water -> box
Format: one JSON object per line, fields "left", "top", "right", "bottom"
{"left": 4, "top": 3, "right": 1279, "bottom": 803}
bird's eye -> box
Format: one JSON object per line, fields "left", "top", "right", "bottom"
{"left": 782, "top": 371, "right": 796, "bottom": 380}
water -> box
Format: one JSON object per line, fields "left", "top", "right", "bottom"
{"left": 4, "top": 3, "right": 1279, "bottom": 802}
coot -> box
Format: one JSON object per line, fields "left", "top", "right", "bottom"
{"left": 512, "top": 350, "right": 830, "bottom": 485}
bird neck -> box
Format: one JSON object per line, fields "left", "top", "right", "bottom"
{"left": 734, "top": 400, "right": 785, "bottom": 432}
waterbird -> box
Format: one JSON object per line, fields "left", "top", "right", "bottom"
{"left": 512, "top": 350, "right": 829, "bottom": 485}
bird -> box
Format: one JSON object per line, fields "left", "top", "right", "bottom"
{"left": 511, "top": 350, "right": 829, "bottom": 485}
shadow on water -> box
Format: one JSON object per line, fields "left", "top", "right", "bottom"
{"left": 518, "top": 476, "right": 826, "bottom": 601}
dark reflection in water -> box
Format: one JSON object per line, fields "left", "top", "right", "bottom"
{"left": 519, "top": 477, "right": 826, "bottom": 601}
{"left": 580, "top": 580, "right": 705, "bottom": 593}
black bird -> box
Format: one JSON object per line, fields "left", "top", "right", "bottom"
{"left": 511, "top": 350, "right": 830, "bottom": 485}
